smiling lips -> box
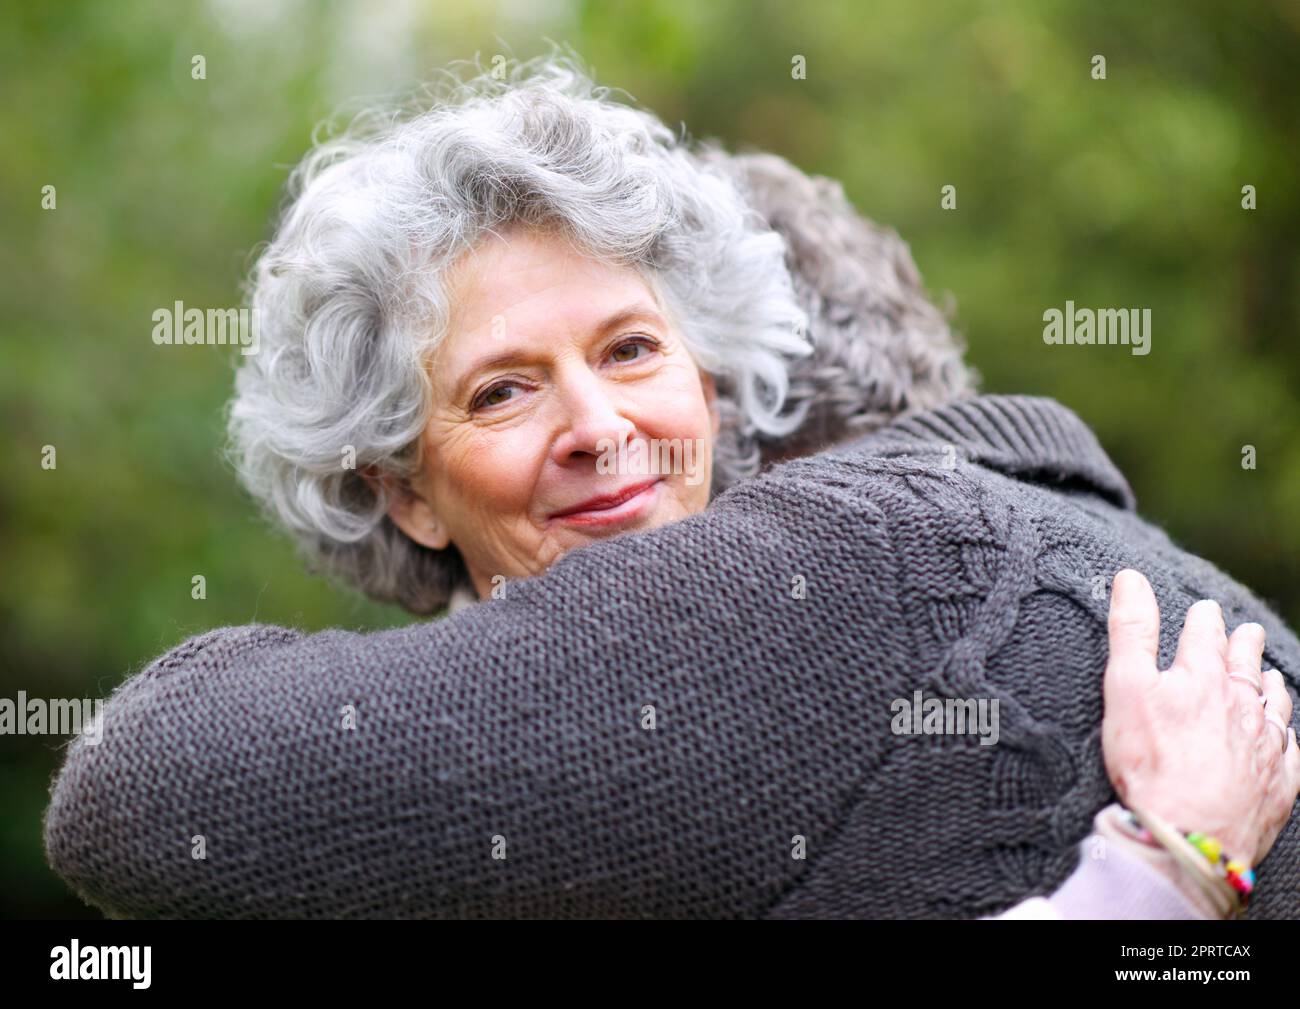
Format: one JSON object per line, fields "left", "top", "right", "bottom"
{"left": 548, "top": 478, "right": 662, "bottom": 528}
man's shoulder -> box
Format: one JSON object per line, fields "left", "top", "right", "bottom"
{"left": 734, "top": 439, "right": 1042, "bottom": 535}
{"left": 758, "top": 435, "right": 1300, "bottom": 672}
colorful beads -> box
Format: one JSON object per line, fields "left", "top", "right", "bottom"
{"left": 1224, "top": 861, "right": 1254, "bottom": 898}
{"left": 1187, "top": 832, "right": 1223, "bottom": 864}
{"left": 1119, "top": 807, "right": 1253, "bottom": 912}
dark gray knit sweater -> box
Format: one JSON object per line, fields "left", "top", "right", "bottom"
{"left": 42, "top": 395, "right": 1300, "bottom": 918}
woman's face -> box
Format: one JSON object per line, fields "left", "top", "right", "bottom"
{"left": 387, "top": 227, "right": 720, "bottom": 598}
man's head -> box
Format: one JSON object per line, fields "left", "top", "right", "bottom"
{"left": 693, "top": 145, "right": 978, "bottom": 464}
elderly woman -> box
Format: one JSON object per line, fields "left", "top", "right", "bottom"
{"left": 44, "top": 55, "right": 1299, "bottom": 919}
{"left": 231, "top": 62, "right": 813, "bottom": 612}
{"left": 230, "top": 63, "right": 971, "bottom": 614}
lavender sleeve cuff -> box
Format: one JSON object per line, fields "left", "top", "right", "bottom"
{"left": 1043, "top": 834, "right": 1213, "bottom": 920}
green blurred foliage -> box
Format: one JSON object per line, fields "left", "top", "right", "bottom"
{"left": 1, "top": 0, "right": 1296, "bottom": 917}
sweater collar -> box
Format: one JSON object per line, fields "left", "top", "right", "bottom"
{"left": 839, "top": 394, "right": 1137, "bottom": 511}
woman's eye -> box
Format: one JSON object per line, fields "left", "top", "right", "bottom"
{"left": 472, "top": 383, "right": 517, "bottom": 411}
{"left": 610, "top": 336, "right": 658, "bottom": 364}
{"left": 471, "top": 339, "right": 656, "bottom": 411}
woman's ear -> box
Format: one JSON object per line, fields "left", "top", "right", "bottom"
{"left": 364, "top": 468, "right": 450, "bottom": 550}
{"left": 387, "top": 493, "right": 451, "bottom": 551}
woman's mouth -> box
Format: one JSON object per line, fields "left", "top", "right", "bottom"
{"left": 548, "top": 478, "right": 662, "bottom": 529}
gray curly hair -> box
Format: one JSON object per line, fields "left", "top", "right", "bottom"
{"left": 228, "top": 51, "right": 976, "bottom": 615}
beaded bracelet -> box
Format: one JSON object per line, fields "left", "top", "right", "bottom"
{"left": 1118, "top": 806, "right": 1254, "bottom": 918}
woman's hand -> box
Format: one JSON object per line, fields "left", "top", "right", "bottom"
{"left": 1103, "top": 569, "right": 1300, "bottom": 866}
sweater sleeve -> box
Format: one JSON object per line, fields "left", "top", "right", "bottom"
{"left": 42, "top": 460, "right": 925, "bottom": 919}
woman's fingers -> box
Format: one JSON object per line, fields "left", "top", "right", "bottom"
{"left": 1173, "top": 599, "right": 1229, "bottom": 679}
{"left": 1106, "top": 569, "right": 1160, "bottom": 689}
{"left": 1264, "top": 668, "right": 1293, "bottom": 723}
{"left": 1258, "top": 697, "right": 1300, "bottom": 863}
{"left": 1248, "top": 668, "right": 1294, "bottom": 864}
{"left": 1226, "top": 624, "right": 1268, "bottom": 744}
{"left": 1285, "top": 727, "right": 1300, "bottom": 794}
{"left": 1225, "top": 622, "right": 1266, "bottom": 695}
{"left": 1262, "top": 668, "right": 1293, "bottom": 754}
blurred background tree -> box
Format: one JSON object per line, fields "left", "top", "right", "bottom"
{"left": 2, "top": 0, "right": 1296, "bottom": 917}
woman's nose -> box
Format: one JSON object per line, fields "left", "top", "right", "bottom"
{"left": 549, "top": 368, "right": 636, "bottom": 465}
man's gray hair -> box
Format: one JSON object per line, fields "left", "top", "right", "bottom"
{"left": 229, "top": 51, "right": 977, "bottom": 614}
{"left": 692, "top": 146, "right": 978, "bottom": 466}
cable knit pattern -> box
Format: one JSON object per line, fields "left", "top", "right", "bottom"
{"left": 42, "top": 396, "right": 1300, "bottom": 918}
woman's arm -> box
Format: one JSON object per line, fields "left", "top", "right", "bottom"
{"left": 994, "top": 804, "right": 1220, "bottom": 920}
{"left": 991, "top": 570, "right": 1300, "bottom": 919}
